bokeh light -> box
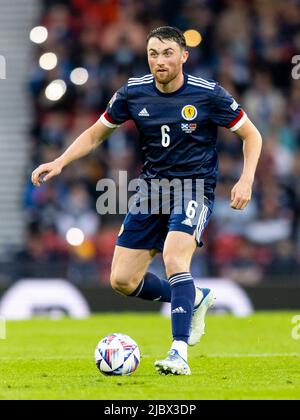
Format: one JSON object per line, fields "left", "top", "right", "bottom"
{"left": 66, "top": 228, "right": 85, "bottom": 247}
{"left": 30, "top": 26, "right": 48, "bottom": 44}
{"left": 184, "top": 29, "right": 202, "bottom": 48}
{"left": 39, "top": 53, "right": 58, "bottom": 71}
{"left": 45, "top": 79, "right": 67, "bottom": 101}
{"left": 70, "top": 68, "right": 89, "bottom": 86}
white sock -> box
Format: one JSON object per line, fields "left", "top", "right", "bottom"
{"left": 171, "top": 340, "right": 188, "bottom": 361}
{"left": 194, "top": 287, "right": 203, "bottom": 307}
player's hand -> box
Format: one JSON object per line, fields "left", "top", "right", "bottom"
{"left": 31, "top": 160, "right": 63, "bottom": 187}
{"left": 230, "top": 177, "right": 253, "bottom": 210}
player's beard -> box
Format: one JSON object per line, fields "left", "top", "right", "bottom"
{"left": 155, "top": 69, "right": 178, "bottom": 85}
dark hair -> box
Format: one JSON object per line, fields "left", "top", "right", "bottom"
{"left": 146, "top": 26, "right": 187, "bottom": 50}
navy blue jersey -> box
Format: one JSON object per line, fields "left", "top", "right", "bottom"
{"left": 100, "top": 73, "right": 247, "bottom": 189}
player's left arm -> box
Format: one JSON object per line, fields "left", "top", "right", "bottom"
{"left": 230, "top": 118, "right": 262, "bottom": 210}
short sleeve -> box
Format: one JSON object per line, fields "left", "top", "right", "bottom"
{"left": 210, "top": 84, "right": 248, "bottom": 132}
{"left": 99, "top": 85, "right": 131, "bottom": 128}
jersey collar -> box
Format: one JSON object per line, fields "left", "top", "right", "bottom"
{"left": 153, "top": 72, "right": 188, "bottom": 97}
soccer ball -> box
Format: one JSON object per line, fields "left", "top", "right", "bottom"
{"left": 95, "top": 333, "right": 140, "bottom": 376}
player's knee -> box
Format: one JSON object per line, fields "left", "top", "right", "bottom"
{"left": 163, "top": 253, "right": 187, "bottom": 278}
{"left": 110, "top": 274, "right": 130, "bottom": 294}
{"left": 110, "top": 272, "right": 138, "bottom": 296}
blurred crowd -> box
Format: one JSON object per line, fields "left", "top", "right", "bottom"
{"left": 19, "top": 0, "right": 300, "bottom": 286}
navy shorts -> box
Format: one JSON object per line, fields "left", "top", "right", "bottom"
{"left": 116, "top": 178, "right": 215, "bottom": 252}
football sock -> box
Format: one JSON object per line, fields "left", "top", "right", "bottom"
{"left": 171, "top": 340, "right": 188, "bottom": 361}
{"left": 130, "top": 272, "right": 171, "bottom": 302}
{"left": 169, "top": 272, "right": 195, "bottom": 344}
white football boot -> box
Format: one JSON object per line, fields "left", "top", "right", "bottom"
{"left": 188, "top": 288, "right": 214, "bottom": 346}
{"left": 155, "top": 349, "right": 191, "bottom": 376}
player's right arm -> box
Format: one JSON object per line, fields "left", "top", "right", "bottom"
{"left": 32, "top": 85, "right": 130, "bottom": 187}
{"left": 31, "top": 121, "right": 115, "bottom": 187}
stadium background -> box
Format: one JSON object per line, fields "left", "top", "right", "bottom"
{"left": 0, "top": 0, "right": 299, "bottom": 314}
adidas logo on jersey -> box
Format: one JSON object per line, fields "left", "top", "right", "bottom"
{"left": 181, "top": 218, "right": 193, "bottom": 227}
{"left": 138, "top": 108, "right": 150, "bottom": 117}
{"left": 172, "top": 307, "right": 187, "bottom": 314}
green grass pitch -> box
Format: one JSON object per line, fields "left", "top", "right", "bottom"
{"left": 0, "top": 312, "right": 300, "bottom": 400}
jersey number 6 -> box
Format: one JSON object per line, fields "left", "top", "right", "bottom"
{"left": 161, "top": 125, "right": 170, "bottom": 147}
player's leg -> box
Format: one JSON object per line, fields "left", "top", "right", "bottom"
{"left": 110, "top": 246, "right": 154, "bottom": 295}
{"left": 112, "top": 187, "right": 173, "bottom": 302}
{"left": 110, "top": 245, "right": 171, "bottom": 302}
{"left": 155, "top": 231, "right": 196, "bottom": 375}
{"left": 155, "top": 195, "right": 215, "bottom": 375}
